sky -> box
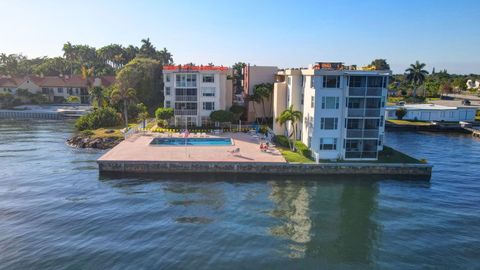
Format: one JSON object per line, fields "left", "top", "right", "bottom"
{"left": 1, "top": 0, "right": 479, "bottom": 74}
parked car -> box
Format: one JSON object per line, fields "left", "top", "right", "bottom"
{"left": 462, "top": 99, "right": 471, "bottom": 105}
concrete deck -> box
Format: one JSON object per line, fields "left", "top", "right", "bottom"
{"left": 98, "top": 132, "right": 286, "bottom": 163}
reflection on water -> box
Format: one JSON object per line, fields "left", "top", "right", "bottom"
{"left": 0, "top": 119, "right": 479, "bottom": 269}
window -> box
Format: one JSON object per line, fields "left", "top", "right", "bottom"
{"left": 202, "top": 74, "right": 214, "bottom": 83}
{"left": 320, "top": 138, "right": 337, "bottom": 150}
{"left": 301, "top": 94, "right": 304, "bottom": 105}
{"left": 165, "top": 101, "right": 171, "bottom": 108}
{"left": 349, "top": 76, "right": 366, "bottom": 87}
{"left": 301, "top": 75, "right": 304, "bottom": 87}
{"left": 323, "top": 76, "right": 340, "bottom": 88}
{"left": 379, "top": 135, "right": 383, "bottom": 146}
{"left": 380, "top": 116, "right": 384, "bottom": 127}
{"left": 311, "top": 96, "right": 315, "bottom": 108}
{"left": 176, "top": 74, "right": 197, "bottom": 87}
{"left": 310, "top": 76, "right": 314, "bottom": 88}
{"left": 57, "top": 87, "right": 63, "bottom": 93}
{"left": 287, "top": 76, "right": 291, "bottom": 85}
{"left": 381, "top": 96, "right": 386, "bottom": 107}
{"left": 321, "top": 97, "right": 340, "bottom": 109}
{"left": 367, "top": 76, "right": 383, "bottom": 87}
{"left": 165, "top": 87, "right": 171, "bottom": 95}
{"left": 320, "top": 117, "right": 338, "bottom": 129}
{"left": 203, "top": 102, "right": 215, "bottom": 110}
{"left": 202, "top": 87, "right": 215, "bottom": 97}
{"left": 165, "top": 74, "right": 171, "bottom": 82}
{"left": 175, "top": 102, "right": 197, "bottom": 110}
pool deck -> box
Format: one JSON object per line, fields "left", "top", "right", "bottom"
{"left": 98, "top": 132, "right": 286, "bottom": 163}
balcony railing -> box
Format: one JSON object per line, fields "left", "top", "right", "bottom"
{"left": 346, "top": 129, "right": 379, "bottom": 138}
{"left": 174, "top": 109, "right": 197, "bottom": 115}
{"left": 348, "top": 87, "right": 383, "bottom": 97}
{"left": 175, "top": 95, "right": 197, "bottom": 102}
{"left": 347, "top": 109, "right": 381, "bottom": 117}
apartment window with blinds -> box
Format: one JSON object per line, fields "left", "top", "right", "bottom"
{"left": 176, "top": 74, "right": 197, "bottom": 87}
{"left": 323, "top": 76, "right": 340, "bottom": 88}
{"left": 165, "top": 74, "right": 171, "bottom": 82}
{"left": 203, "top": 102, "right": 215, "bottom": 111}
{"left": 202, "top": 87, "right": 215, "bottom": 97}
{"left": 320, "top": 117, "right": 338, "bottom": 130}
{"left": 165, "top": 87, "right": 171, "bottom": 95}
{"left": 311, "top": 96, "right": 315, "bottom": 108}
{"left": 165, "top": 101, "right": 171, "bottom": 108}
{"left": 321, "top": 96, "right": 339, "bottom": 109}
{"left": 320, "top": 138, "right": 337, "bottom": 150}
{"left": 202, "top": 74, "right": 214, "bottom": 83}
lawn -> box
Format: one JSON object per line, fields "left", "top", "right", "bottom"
{"left": 387, "top": 119, "right": 433, "bottom": 126}
{"left": 278, "top": 147, "right": 314, "bottom": 163}
{"left": 319, "top": 146, "right": 423, "bottom": 164}
{"left": 89, "top": 127, "right": 124, "bottom": 139}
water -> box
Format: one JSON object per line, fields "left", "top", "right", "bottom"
{"left": 0, "top": 119, "right": 479, "bottom": 269}
{"left": 150, "top": 137, "right": 233, "bottom": 146}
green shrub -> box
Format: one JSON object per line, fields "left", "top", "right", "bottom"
{"left": 210, "top": 110, "right": 234, "bottom": 123}
{"left": 295, "top": 141, "right": 311, "bottom": 158}
{"left": 75, "top": 107, "right": 121, "bottom": 131}
{"left": 274, "top": 135, "right": 290, "bottom": 148}
{"left": 395, "top": 107, "right": 407, "bottom": 120}
{"left": 80, "top": 130, "right": 94, "bottom": 137}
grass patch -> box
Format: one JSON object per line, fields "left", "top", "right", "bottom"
{"left": 79, "top": 127, "right": 124, "bottom": 139}
{"left": 387, "top": 119, "right": 433, "bottom": 126}
{"left": 476, "top": 116, "right": 480, "bottom": 122}
{"left": 319, "top": 146, "right": 422, "bottom": 164}
{"left": 278, "top": 147, "right": 314, "bottom": 163}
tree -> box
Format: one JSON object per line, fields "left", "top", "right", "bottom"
{"left": 210, "top": 110, "right": 234, "bottom": 123}
{"left": 66, "top": 96, "right": 80, "bottom": 103}
{"left": 253, "top": 84, "right": 270, "bottom": 123}
{"left": 395, "top": 107, "right": 407, "bottom": 120}
{"left": 111, "top": 67, "right": 139, "bottom": 128}
{"left": 405, "top": 61, "right": 429, "bottom": 97}
{"left": 275, "top": 105, "right": 303, "bottom": 150}
{"left": 89, "top": 86, "right": 106, "bottom": 108}
{"left": 33, "top": 57, "right": 68, "bottom": 76}
{"left": 62, "top": 42, "right": 76, "bottom": 75}
{"left": 155, "top": 107, "right": 174, "bottom": 126}
{"left": 229, "top": 105, "right": 246, "bottom": 121}
{"left": 137, "top": 103, "right": 149, "bottom": 127}
{"left": 246, "top": 92, "right": 262, "bottom": 124}
{"left": 139, "top": 38, "right": 157, "bottom": 58}
{"left": 370, "top": 59, "right": 390, "bottom": 70}
{"left": 157, "top": 48, "right": 173, "bottom": 65}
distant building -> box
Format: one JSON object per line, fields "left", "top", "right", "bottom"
{"left": 162, "top": 65, "right": 233, "bottom": 127}
{"left": 242, "top": 65, "right": 278, "bottom": 121}
{"left": 385, "top": 104, "right": 477, "bottom": 122}
{"left": 273, "top": 62, "right": 390, "bottom": 161}
{"left": 0, "top": 75, "right": 115, "bottom": 104}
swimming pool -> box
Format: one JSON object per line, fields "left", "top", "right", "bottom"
{"left": 150, "top": 137, "right": 233, "bottom": 146}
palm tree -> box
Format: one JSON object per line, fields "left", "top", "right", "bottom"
{"left": 89, "top": 86, "right": 105, "bottom": 108}
{"left": 157, "top": 47, "right": 173, "bottom": 65}
{"left": 140, "top": 38, "right": 156, "bottom": 58}
{"left": 405, "top": 61, "right": 429, "bottom": 97}
{"left": 63, "top": 42, "right": 76, "bottom": 75}
{"left": 112, "top": 67, "right": 139, "bottom": 128}
{"left": 246, "top": 92, "right": 262, "bottom": 124}
{"left": 111, "top": 87, "right": 136, "bottom": 129}
{"left": 253, "top": 83, "right": 271, "bottom": 124}
{"left": 81, "top": 65, "right": 95, "bottom": 104}
{"left": 275, "top": 105, "right": 303, "bottom": 150}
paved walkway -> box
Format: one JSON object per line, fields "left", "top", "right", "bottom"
{"left": 98, "top": 132, "right": 286, "bottom": 163}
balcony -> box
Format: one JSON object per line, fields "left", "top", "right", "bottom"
{"left": 348, "top": 87, "right": 383, "bottom": 97}
{"left": 346, "top": 129, "right": 379, "bottom": 138}
{"left": 174, "top": 109, "right": 197, "bottom": 116}
{"left": 347, "top": 109, "right": 381, "bottom": 117}
{"left": 175, "top": 95, "right": 197, "bottom": 102}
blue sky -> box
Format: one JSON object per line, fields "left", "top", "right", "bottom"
{"left": 1, "top": 0, "right": 479, "bottom": 74}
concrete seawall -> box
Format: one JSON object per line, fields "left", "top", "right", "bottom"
{"left": 97, "top": 160, "right": 432, "bottom": 180}
{"left": 0, "top": 110, "right": 62, "bottom": 119}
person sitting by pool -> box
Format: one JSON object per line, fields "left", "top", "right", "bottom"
{"left": 260, "top": 143, "right": 267, "bottom": 152}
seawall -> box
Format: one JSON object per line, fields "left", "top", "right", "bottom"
{"left": 97, "top": 160, "right": 432, "bottom": 180}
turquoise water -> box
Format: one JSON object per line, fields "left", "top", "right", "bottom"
{"left": 0, "top": 119, "right": 479, "bottom": 269}
{"left": 150, "top": 137, "right": 233, "bottom": 146}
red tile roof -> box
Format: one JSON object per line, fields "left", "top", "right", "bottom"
{"left": 0, "top": 75, "right": 115, "bottom": 88}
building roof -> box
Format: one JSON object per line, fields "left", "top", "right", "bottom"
{"left": 0, "top": 75, "right": 115, "bottom": 88}
{"left": 163, "top": 65, "right": 229, "bottom": 72}
{"left": 387, "top": 104, "right": 460, "bottom": 110}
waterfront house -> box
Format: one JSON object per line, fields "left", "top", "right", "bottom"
{"left": 385, "top": 104, "right": 477, "bottom": 122}
{"left": 162, "top": 65, "right": 233, "bottom": 127}
{"left": 0, "top": 75, "right": 115, "bottom": 104}
{"left": 273, "top": 62, "right": 390, "bottom": 161}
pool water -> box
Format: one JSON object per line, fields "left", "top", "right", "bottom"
{"left": 150, "top": 137, "right": 233, "bottom": 146}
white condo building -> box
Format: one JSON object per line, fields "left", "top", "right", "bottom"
{"left": 273, "top": 62, "right": 391, "bottom": 161}
{"left": 163, "top": 65, "right": 233, "bottom": 126}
